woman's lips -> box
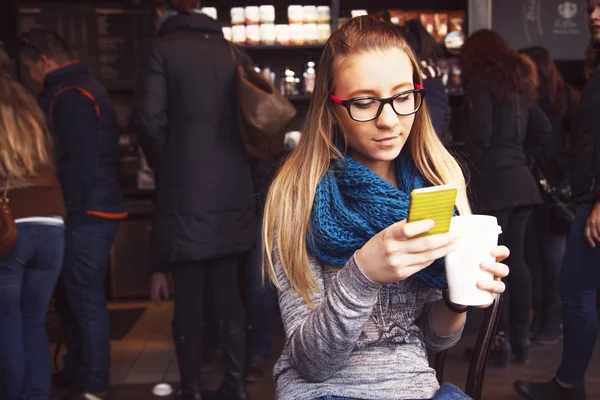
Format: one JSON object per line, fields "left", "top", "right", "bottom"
{"left": 374, "top": 135, "right": 399, "bottom": 146}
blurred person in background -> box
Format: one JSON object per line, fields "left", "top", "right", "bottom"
{"left": 403, "top": 20, "right": 451, "bottom": 141}
{"left": 130, "top": 0, "right": 255, "bottom": 398}
{"left": 0, "top": 45, "right": 66, "bottom": 400}
{"left": 459, "top": 29, "right": 552, "bottom": 368}
{"left": 519, "top": 46, "right": 579, "bottom": 345}
{"left": 20, "top": 28, "right": 125, "bottom": 400}
{"left": 515, "top": 2, "right": 600, "bottom": 399}
{"left": 244, "top": 156, "right": 278, "bottom": 383}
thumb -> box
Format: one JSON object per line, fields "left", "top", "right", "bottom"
{"left": 387, "top": 219, "right": 435, "bottom": 242}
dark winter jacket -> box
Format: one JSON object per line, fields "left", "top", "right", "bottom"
{"left": 460, "top": 78, "right": 552, "bottom": 213}
{"left": 570, "top": 67, "right": 600, "bottom": 204}
{"left": 37, "top": 61, "right": 125, "bottom": 223}
{"left": 130, "top": 13, "right": 255, "bottom": 273}
{"left": 423, "top": 77, "right": 451, "bottom": 139}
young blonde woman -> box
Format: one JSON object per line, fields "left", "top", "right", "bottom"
{"left": 262, "top": 17, "right": 510, "bottom": 400}
{"left": 0, "top": 47, "right": 66, "bottom": 399}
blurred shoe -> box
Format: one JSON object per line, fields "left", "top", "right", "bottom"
{"left": 514, "top": 378, "right": 586, "bottom": 400}
{"left": 245, "top": 354, "right": 267, "bottom": 383}
{"left": 533, "top": 321, "right": 562, "bottom": 345}
{"left": 511, "top": 337, "right": 531, "bottom": 365}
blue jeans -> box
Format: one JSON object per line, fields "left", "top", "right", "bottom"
{"left": 0, "top": 223, "right": 64, "bottom": 400}
{"left": 55, "top": 219, "right": 119, "bottom": 393}
{"left": 557, "top": 203, "right": 600, "bottom": 385}
{"left": 246, "top": 214, "right": 277, "bottom": 359}
{"left": 314, "top": 383, "right": 471, "bottom": 400}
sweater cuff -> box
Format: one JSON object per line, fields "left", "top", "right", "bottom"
{"left": 334, "top": 253, "right": 382, "bottom": 305}
{"left": 421, "top": 300, "right": 465, "bottom": 352}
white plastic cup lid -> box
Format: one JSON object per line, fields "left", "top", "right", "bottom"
{"left": 450, "top": 214, "right": 502, "bottom": 235}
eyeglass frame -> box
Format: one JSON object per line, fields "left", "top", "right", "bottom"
{"left": 331, "top": 83, "right": 427, "bottom": 122}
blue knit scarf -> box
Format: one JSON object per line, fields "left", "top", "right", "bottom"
{"left": 308, "top": 152, "right": 447, "bottom": 289}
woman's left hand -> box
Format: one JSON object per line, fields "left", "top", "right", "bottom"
{"left": 475, "top": 245, "right": 510, "bottom": 308}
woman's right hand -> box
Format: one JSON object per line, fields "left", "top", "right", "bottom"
{"left": 355, "top": 219, "right": 457, "bottom": 284}
{"left": 150, "top": 272, "right": 169, "bottom": 306}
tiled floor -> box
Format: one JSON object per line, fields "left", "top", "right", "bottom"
{"left": 55, "top": 301, "right": 600, "bottom": 399}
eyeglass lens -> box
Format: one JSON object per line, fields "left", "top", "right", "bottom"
{"left": 349, "top": 91, "right": 422, "bottom": 121}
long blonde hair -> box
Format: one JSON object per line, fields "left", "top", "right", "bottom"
{"left": 263, "top": 16, "right": 471, "bottom": 306}
{"left": 0, "top": 49, "right": 52, "bottom": 181}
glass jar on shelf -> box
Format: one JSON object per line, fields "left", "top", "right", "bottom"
{"left": 231, "top": 25, "right": 246, "bottom": 44}
{"left": 260, "top": 24, "right": 276, "bottom": 45}
{"left": 317, "top": 24, "right": 331, "bottom": 44}
{"left": 288, "top": 5, "right": 304, "bottom": 24}
{"left": 245, "top": 25, "right": 260, "bottom": 45}
{"left": 260, "top": 5, "right": 275, "bottom": 24}
{"left": 275, "top": 24, "right": 291, "bottom": 45}
{"left": 245, "top": 6, "right": 260, "bottom": 25}
{"left": 230, "top": 7, "right": 245, "bottom": 25}
{"left": 317, "top": 6, "right": 331, "bottom": 23}
{"left": 304, "top": 23, "right": 318, "bottom": 45}
{"left": 302, "top": 6, "right": 318, "bottom": 23}
{"left": 303, "top": 61, "right": 316, "bottom": 94}
{"left": 290, "top": 23, "right": 305, "bottom": 45}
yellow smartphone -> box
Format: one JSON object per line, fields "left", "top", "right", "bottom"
{"left": 407, "top": 184, "right": 458, "bottom": 237}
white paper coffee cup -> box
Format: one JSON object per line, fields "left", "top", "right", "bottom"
{"left": 445, "top": 215, "right": 502, "bottom": 306}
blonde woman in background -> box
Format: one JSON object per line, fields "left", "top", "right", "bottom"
{"left": 0, "top": 45, "right": 66, "bottom": 400}
{"left": 262, "top": 17, "right": 510, "bottom": 400}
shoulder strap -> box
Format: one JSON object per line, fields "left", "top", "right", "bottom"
{"left": 50, "top": 86, "right": 100, "bottom": 117}
{"left": 227, "top": 41, "right": 252, "bottom": 69}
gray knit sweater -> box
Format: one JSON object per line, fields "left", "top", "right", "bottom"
{"left": 273, "top": 252, "right": 464, "bottom": 400}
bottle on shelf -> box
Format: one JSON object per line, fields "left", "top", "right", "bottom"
{"left": 303, "top": 61, "right": 316, "bottom": 95}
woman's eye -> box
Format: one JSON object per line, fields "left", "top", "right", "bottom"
{"left": 395, "top": 95, "right": 410, "bottom": 103}
{"left": 353, "top": 100, "right": 376, "bottom": 109}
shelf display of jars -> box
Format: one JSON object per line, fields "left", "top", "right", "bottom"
{"left": 223, "top": 5, "right": 331, "bottom": 46}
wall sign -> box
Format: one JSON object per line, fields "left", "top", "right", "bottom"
{"left": 492, "top": 0, "right": 589, "bottom": 60}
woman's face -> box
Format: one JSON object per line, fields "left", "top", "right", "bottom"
{"left": 589, "top": 0, "right": 600, "bottom": 42}
{"left": 332, "top": 48, "right": 417, "bottom": 170}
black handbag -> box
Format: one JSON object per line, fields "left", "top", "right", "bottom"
{"left": 529, "top": 161, "right": 577, "bottom": 234}
{"left": 517, "top": 98, "right": 576, "bottom": 234}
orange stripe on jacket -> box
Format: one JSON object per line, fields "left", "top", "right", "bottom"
{"left": 86, "top": 211, "right": 128, "bottom": 220}
{"left": 50, "top": 86, "right": 101, "bottom": 117}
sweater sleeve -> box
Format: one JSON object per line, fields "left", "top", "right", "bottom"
{"left": 275, "top": 252, "right": 382, "bottom": 383}
{"left": 130, "top": 45, "right": 168, "bottom": 172}
{"left": 417, "top": 288, "right": 465, "bottom": 352}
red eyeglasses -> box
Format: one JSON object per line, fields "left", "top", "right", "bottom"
{"left": 331, "top": 84, "right": 426, "bottom": 122}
